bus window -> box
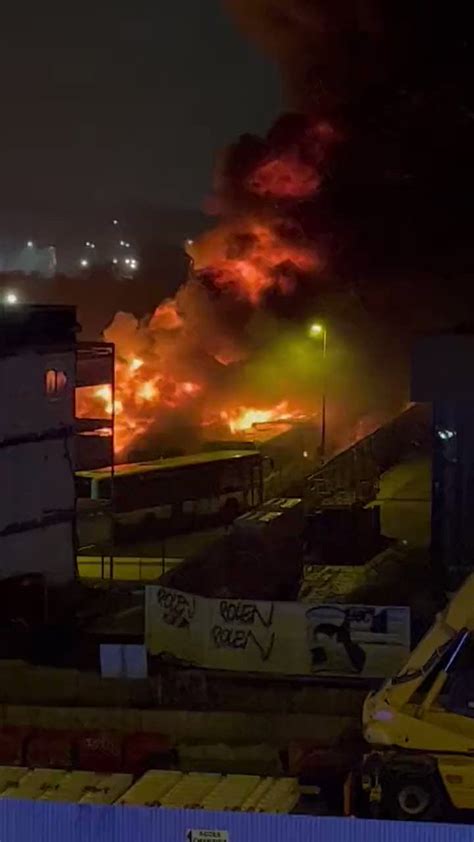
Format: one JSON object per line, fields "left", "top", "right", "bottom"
{"left": 115, "top": 471, "right": 167, "bottom": 511}
{"left": 75, "top": 476, "right": 92, "bottom": 499}
{"left": 94, "top": 477, "right": 112, "bottom": 501}
{"left": 219, "top": 464, "right": 241, "bottom": 494}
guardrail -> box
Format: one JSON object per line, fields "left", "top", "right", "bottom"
{"left": 306, "top": 403, "right": 430, "bottom": 507}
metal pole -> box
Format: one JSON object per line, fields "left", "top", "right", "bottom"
{"left": 110, "top": 343, "right": 115, "bottom": 585}
{"left": 320, "top": 328, "right": 327, "bottom": 462}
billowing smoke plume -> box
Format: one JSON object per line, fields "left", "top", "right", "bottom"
{"left": 77, "top": 114, "right": 344, "bottom": 455}
{"left": 80, "top": 1, "right": 474, "bottom": 458}
{"left": 224, "top": 0, "right": 382, "bottom": 112}
{"left": 225, "top": 0, "right": 474, "bottom": 281}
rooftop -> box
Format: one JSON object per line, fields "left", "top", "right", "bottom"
{"left": 77, "top": 449, "right": 261, "bottom": 479}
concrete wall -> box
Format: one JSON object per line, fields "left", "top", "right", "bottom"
{"left": 0, "top": 350, "right": 75, "bottom": 439}
{"left": 0, "top": 348, "right": 75, "bottom": 582}
{"left": 0, "top": 704, "right": 357, "bottom": 746}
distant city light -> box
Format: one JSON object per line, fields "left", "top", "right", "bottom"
{"left": 113, "top": 219, "right": 119, "bottom": 226}
{"left": 124, "top": 258, "right": 131, "bottom": 265}
{"left": 27, "top": 240, "right": 34, "bottom": 248}
{"left": 186, "top": 238, "right": 194, "bottom": 246}
{"left": 437, "top": 428, "right": 456, "bottom": 441}
{"left": 80, "top": 258, "right": 89, "bottom": 268}
{"left": 85, "top": 241, "right": 96, "bottom": 249}
{"left": 303, "top": 450, "right": 309, "bottom": 458}
{"left": 130, "top": 258, "right": 138, "bottom": 269}
{"left": 120, "top": 240, "right": 125, "bottom": 246}
{"left": 112, "top": 258, "right": 118, "bottom": 265}
{"left": 4, "top": 291, "right": 18, "bottom": 304}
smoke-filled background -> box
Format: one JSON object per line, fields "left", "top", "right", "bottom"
{"left": 7, "top": 1, "right": 474, "bottom": 461}
{"left": 75, "top": 110, "right": 391, "bottom": 458}
{"left": 225, "top": 0, "right": 474, "bottom": 292}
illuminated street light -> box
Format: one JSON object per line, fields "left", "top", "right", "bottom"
{"left": 4, "top": 291, "right": 18, "bottom": 304}
{"left": 112, "top": 257, "right": 118, "bottom": 265}
{"left": 113, "top": 219, "right": 119, "bottom": 226}
{"left": 309, "top": 322, "right": 323, "bottom": 338}
{"left": 120, "top": 240, "right": 125, "bottom": 246}
{"left": 309, "top": 321, "right": 327, "bottom": 462}
{"left": 80, "top": 258, "right": 89, "bottom": 268}
{"left": 27, "top": 240, "right": 34, "bottom": 248}
{"left": 124, "top": 257, "right": 131, "bottom": 265}
{"left": 186, "top": 238, "right": 194, "bottom": 246}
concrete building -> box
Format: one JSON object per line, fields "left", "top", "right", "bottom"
{"left": 0, "top": 304, "right": 114, "bottom": 583}
{"left": 0, "top": 305, "right": 78, "bottom": 582}
{"left": 412, "top": 330, "right": 474, "bottom": 589}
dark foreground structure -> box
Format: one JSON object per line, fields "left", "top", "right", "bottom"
{"left": 1, "top": 798, "right": 472, "bottom": 842}
{"left": 412, "top": 330, "right": 474, "bottom": 590}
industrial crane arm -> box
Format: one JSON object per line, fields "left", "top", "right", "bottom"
{"left": 364, "top": 573, "right": 474, "bottom": 721}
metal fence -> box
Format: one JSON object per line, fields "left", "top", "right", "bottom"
{"left": 77, "top": 554, "right": 183, "bottom": 581}
{"left": 306, "top": 403, "right": 431, "bottom": 507}
{"left": 1, "top": 800, "right": 472, "bottom": 842}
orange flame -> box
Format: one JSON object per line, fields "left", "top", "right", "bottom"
{"left": 246, "top": 153, "right": 321, "bottom": 199}
{"left": 220, "top": 402, "right": 306, "bottom": 434}
{"left": 190, "top": 220, "right": 318, "bottom": 305}
{"left": 75, "top": 123, "right": 329, "bottom": 454}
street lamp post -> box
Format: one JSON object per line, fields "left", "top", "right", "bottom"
{"left": 309, "top": 322, "right": 327, "bottom": 463}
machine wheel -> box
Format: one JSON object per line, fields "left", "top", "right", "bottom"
{"left": 385, "top": 773, "right": 446, "bottom": 821}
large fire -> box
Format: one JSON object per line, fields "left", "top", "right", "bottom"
{"left": 76, "top": 367, "right": 308, "bottom": 454}
{"left": 76, "top": 116, "right": 334, "bottom": 456}
{"left": 190, "top": 220, "right": 318, "bottom": 305}
{"left": 221, "top": 402, "right": 307, "bottom": 434}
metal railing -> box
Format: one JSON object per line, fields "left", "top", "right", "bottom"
{"left": 306, "top": 403, "right": 431, "bottom": 507}
{"left": 77, "top": 553, "right": 183, "bottom": 582}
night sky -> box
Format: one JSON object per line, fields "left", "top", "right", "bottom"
{"left": 1, "top": 2, "right": 280, "bottom": 225}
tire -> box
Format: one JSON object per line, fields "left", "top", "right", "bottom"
{"left": 384, "top": 773, "right": 446, "bottom": 821}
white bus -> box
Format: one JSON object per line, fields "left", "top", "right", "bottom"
{"left": 76, "top": 449, "right": 267, "bottom": 546}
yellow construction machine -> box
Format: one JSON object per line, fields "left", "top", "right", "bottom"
{"left": 359, "top": 572, "right": 474, "bottom": 820}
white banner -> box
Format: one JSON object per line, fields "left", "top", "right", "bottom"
{"left": 145, "top": 586, "right": 410, "bottom": 679}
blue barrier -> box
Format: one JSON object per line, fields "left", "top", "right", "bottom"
{"left": 0, "top": 800, "right": 473, "bottom": 842}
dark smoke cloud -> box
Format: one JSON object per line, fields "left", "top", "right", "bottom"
{"left": 215, "top": 0, "right": 474, "bottom": 451}
{"left": 225, "top": 0, "right": 474, "bottom": 293}
{"left": 224, "top": 0, "right": 382, "bottom": 111}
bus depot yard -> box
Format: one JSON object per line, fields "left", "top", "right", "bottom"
{"left": 2, "top": 305, "right": 474, "bottom": 825}
{"left": 0, "top": 422, "right": 443, "bottom": 821}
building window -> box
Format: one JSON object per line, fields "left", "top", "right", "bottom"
{"left": 45, "top": 369, "right": 68, "bottom": 398}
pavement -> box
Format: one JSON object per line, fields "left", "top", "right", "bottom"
{"left": 78, "top": 527, "right": 227, "bottom": 582}
{"left": 370, "top": 455, "right": 431, "bottom": 547}
{"left": 300, "top": 456, "right": 438, "bottom": 633}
